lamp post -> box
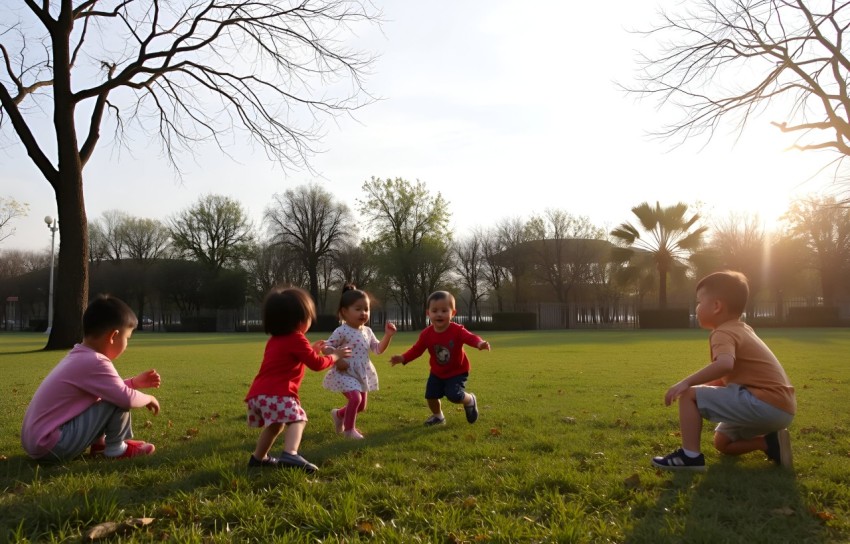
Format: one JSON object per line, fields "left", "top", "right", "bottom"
{"left": 44, "top": 216, "right": 58, "bottom": 334}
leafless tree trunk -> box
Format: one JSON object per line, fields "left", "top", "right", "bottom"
{"left": 0, "top": 1, "right": 377, "bottom": 348}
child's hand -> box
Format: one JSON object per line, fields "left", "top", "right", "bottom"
{"left": 335, "top": 359, "right": 350, "bottom": 372}
{"left": 312, "top": 340, "right": 327, "bottom": 354}
{"left": 478, "top": 341, "right": 491, "bottom": 351}
{"left": 146, "top": 396, "right": 160, "bottom": 416}
{"left": 390, "top": 355, "right": 404, "bottom": 366}
{"left": 131, "top": 369, "right": 161, "bottom": 389}
{"left": 385, "top": 322, "right": 397, "bottom": 336}
{"left": 331, "top": 345, "right": 352, "bottom": 361}
{"left": 664, "top": 381, "right": 689, "bottom": 406}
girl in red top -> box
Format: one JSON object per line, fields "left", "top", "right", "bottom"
{"left": 245, "top": 287, "right": 350, "bottom": 473}
{"left": 391, "top": 291, "right": 490, "bottom": 426}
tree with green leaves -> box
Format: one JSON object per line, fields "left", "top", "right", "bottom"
{"left": 611, "top": 202, "right": 707, "bottom": 308}
{"left": 170, "top": 195, "right": 254, "bottom": 271}
{"left": 265, "top": 183, "right": 354, "bottom": 304}
{"left": 783, "top": 196, "right": 850, "bottom": 306}
{"left": 1, "top": 1, "right": 377, "bottom": 349}
{"left": 358, "top": 177, "right": 452, "bottom": 329}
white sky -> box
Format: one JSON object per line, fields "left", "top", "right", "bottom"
{"left": 0, "top": 0, "right": 841, "bottom": 253}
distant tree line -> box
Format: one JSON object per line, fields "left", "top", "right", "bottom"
{"left": 1, "top": 180, "right": 849, "bottom": 331}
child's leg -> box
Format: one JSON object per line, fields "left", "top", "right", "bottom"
{"left": 427, "top": 398, "right": 442, "bottom": 415}
{"left": 281, "top": 421, "right": 306, "bottom": 455}
{"left": 358, "top": 391, "right": 368, "bottom": 413}
{"left": 713, "top": 432, "right": 766, "bottom": 455}
{"left": 342, "top": 391, "right": 363, "bottom": 431}
{"left": 253, "top": 422, "right": 284, "bottom": 460}
{"left": 49, "top": 401, "right": 133, "bottom": 461}
{"left": 678, "top": 386, "right": 704, "bottom": 453}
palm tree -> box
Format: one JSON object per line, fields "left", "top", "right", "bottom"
{"left": 610, "top": 202, "right": 707, "bottom": 308}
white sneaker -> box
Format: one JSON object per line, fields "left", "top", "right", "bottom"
{"left": 344, "top": 428, "right": 364, "bottom": 439}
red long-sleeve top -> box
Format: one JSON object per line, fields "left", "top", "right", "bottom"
{"left": 245, "top": 332, "right": 336, "bottom": 402}
{"left": 398, "top": 322, "right": 484, "bottom": 379}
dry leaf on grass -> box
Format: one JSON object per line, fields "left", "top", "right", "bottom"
{"left": 84, "top": 518, "right": 154, "bottom": 541}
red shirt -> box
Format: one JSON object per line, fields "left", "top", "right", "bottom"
{"left": 245, "top": 332, "right": 336, "bottom": 402}
{"left": 400, "top": 322, "right": 484, "bottom": 379}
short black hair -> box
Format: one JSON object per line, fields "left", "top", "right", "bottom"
{"left": 263, "top": 287, "right": 316, "bottom": 336}
{"left": 426, "top": 290, "right": 455, "bottom": 310}
{"left": 696, "top": 270, "right": 749, "bottom": 316}
{"left": 83, "top": 294, "right": 138, "bottom": 337}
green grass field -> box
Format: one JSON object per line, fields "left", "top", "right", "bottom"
{"left": 1, "top": 329, "right": 848, "bottom": 543}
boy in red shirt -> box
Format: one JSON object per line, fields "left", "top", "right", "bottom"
{"left": 391, "top": 291, "right": 490, "bottom": 425}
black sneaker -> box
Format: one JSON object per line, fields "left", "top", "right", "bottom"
{"left": 248, "top": 455, "right": 280, "bottom": 468}
{"left": 651, "top": 448, "right": 706, "bottom": 471}
{"left": 279, "top": 452, "right": 318, "bottom": 474}
{"left": 765, "top": 429, "right": 793, "bottom": 469}
{"left": 464, "top": 393, "right": 479, "bottom": 424}
{"left": 423, "top": 414, "right": 446, "bottom": 426}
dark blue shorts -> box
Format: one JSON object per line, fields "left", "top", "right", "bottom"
{"left": 425, "top": 373, "right": 468, "bottom": 403}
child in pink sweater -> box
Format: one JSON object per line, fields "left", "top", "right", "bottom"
{"left": 21, "top": 294, "right": 161, "bottom": 462}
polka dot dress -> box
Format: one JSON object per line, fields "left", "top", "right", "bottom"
{"left": 322, "top": 323, "right": 380, "bottom": 392}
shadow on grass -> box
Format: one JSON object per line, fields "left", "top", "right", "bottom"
{"left": 626, "top": 457, "right": 826, "bottom": 543}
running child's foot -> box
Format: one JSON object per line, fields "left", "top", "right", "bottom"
{"left": 248, "top": 454, "right": 280, "bottom": 468}
{"left": 423, "top": 414, "right": 446, "bottom": 426}
{"left": 344, "top": 428, "right": 364, "bottom": 439}
{"left": 651, "top": 448, "right": 706, "bottom": 471}
{"left": 765, "top": 428, "right": 793, "bottom": 469}
{"left": 331, "top": 408, "right": 344, "bottom": 434}
{"left": 278, "top": 452, "right": 318, "bottom": 474}
{"left": 108, "top": 440, "right": 155, "bottom": 459}
{"left": 464, "top": 393, "right": 479, "bottom": 423}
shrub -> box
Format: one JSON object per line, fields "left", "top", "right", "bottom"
{"left": 638, "top": 308, "right": 690, "bottom": 329}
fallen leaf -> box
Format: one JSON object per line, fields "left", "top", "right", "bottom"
{"left": 624, "top": 473, "right": 641, "bottom": 489}
{"left": 562, "top": 417, "right": 576, "bottom": 424}
{"left": 771, "top": 507, "right": 795, "bottom": 516}
{"left": 356, "top": 521, "right": 374, "bottom": 535}
{"left": 489, "top": 427, "right": 502, "bottom": 436}
{"left": 810, "top": 507, "right": 836, "bottom": 521}
{"left": 84, "top": 521, "right": 119, "bottom": 541}
{"left": 463, "top": 496, "right": 477, "bottom": 509}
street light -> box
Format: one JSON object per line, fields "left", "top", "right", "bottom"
{"left": 44, "top": 216, "right": 58, "bottom": 334}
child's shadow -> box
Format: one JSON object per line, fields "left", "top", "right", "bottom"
{"left": 304, "top": 422, "right": 423, "bottom": 464}
{"left": 625, "top": 457, "right": 825, "bottom": 543}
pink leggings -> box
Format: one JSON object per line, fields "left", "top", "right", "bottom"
{"left": 337, "top": 391, "right": 368, "bottom": 430}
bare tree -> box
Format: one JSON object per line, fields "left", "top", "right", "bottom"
{"left": 333, "top": 240, "right": 378, "bottom": 289}
{"left": 480, "top": 227, "right": 508, "bottom": 312}
{"left": 453, "top": 232, "right": 487, "bottom": 323}
{"left": 92, "top": 210, "right": 130, "bottom": 261}
{"left": 526, "top": 209, "right": 606, "bottom": 304}
{"left": 170, "top": 194, "right": 254, "bottom": 271}
{"left": 629, "top": 0, "right": 850, "bottom": 198}
{"left": 0, "top": 197, "right": 29, "bottom": 245}
{"left": 0, "top": 248, "right": 50, "bottom": 278}
{"left": 265, "top": 182, "right": 354, "bottom": 304}
{"left": 1, "top": 1, "right": 378, "bottom": 349}
{"left": 494, "top": 217, "right": 534, "bottom": 305}
{"left": 245, "top": 241, "right": 307, "bottom": 299}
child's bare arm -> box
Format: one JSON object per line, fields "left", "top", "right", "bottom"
{"left": 664, "top": 354, "right": 734, "bottom": 406}
{"left": 375, "top": 322, "right": 397, "bottom": 355}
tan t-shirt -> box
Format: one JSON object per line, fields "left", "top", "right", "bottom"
{"left": 710, "top": 320, "right": 796, "bottom": 414}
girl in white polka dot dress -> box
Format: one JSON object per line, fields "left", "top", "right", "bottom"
{"left": 323, "top": 284, "right": 396, "bottom": 439}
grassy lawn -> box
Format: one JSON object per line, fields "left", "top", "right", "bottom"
{"left": 0, "top": 328, "right": 848, "bottom": 542}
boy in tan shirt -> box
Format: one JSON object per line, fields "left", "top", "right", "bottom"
{"left": 652, "top": 270, "right": 795, "bottom": 471}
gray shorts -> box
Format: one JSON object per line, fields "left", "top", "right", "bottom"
{"left": 695, "top": 383, "right": 794, "bottom": 441}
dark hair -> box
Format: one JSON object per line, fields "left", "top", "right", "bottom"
{"left": 337, "top": 283, "right": 369, "bottom": 318}
{"left": 263, "top": 287, "right": 316, "bottom": 336}
{"left": 696, "top": 270, "right": 749, "bottom": 316}
{"left": 426, "top": 290, "right": 455, "bottom": 310}
{"left": 83, "top": 294, "right": 138, "bottom": 337}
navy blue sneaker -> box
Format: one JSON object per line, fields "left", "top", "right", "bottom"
{"left": 248, "top": 455, "right": 280, "bottom": 468}
{"left": 651, "top": 448, "right": 706, "bottom": 471}
{"left": 279, "top": 452, "right": 318, "bottom": 474}
{"left": 765, "top": 429, "right": 793, "bottom": 469}
{"left": 464, "top": 393, "right": 479, "bottom": 423}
